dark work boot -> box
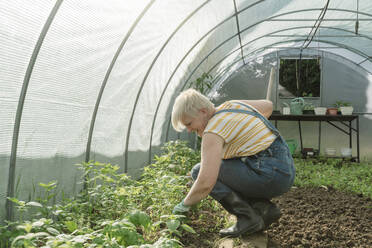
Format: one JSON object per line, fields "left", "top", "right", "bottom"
{"left": 250, "top": 199, "right": 281, "bottom": 229}
{"left": 217, "top": 191, "right": 264, "bottom": 238}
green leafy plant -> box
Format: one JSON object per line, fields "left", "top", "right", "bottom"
{"left": 293, "top": 158, "right": 372, "bottom": 198}
{"left": 3, "top": 141, "right": 370, "bottom": 247}
{"left": 188, "top": 72, "right": 213, "bottom": 94}
{"left": 333, "top": 100, "right": 351, "bottom": 109}
{"left": 303, "top": 102, "right": 315, "bottom": 111}
{"left": 302, "top": 92, "right": 313, "bottom": 97}
{"left": 279, "top": 59, "right": 320, "bottom": 98}
{"left": 1, "top": 141, "right": 211, "bottom": 248}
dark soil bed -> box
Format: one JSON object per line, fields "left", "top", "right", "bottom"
{"left": 268, "top": 186, "right": 372, "bottom": 248}
{"left": 182, "top": 186, "right": 372, "bottom": 248}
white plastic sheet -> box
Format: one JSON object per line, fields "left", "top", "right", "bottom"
{"left": 1, "top": 0, "right": 372, "bottom": 222}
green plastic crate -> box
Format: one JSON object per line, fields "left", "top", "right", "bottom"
{"left": 286, "top": 139, "right": 298, "bottom": 155}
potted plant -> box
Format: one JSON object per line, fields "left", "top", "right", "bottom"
{"left": 325, "top": 147, "right": 337, "bottom": 157}
{"left": 302, "top": 102, "right": 315, "bottom": 115}
{"left": 334, "top": 101, "right": 353, "bottom": 115}
{"left": 282, "top": 102, "right": 290, "bottom": 115}
{"left": 327, "top": 107, "right": 338, "bottom": 115}
{"left": 340, "top": 147, "right": 352, "bottom": 157}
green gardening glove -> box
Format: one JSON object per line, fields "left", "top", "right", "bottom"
{"left": 172, "top": 199, "right": 190, "bottom": 214}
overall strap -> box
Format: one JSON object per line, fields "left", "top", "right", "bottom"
{"left": 214, "top": 102, "right": 280, "bottom": 136}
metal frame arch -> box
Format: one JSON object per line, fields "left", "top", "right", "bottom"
{"left": 145, "top": 0, "right": 269, "bottom": 162}
{"left": 233, "top": 0, "right": 245, "bottom": 65}
{"left": 212, "top": 47, "right": 372, "bottom": 114}
{"left": 174, "top": 40, "right": 371, "bottom": 145}
{"left": 263, "top": 6, "right": 372, "bottom": 23}
{"left": 184, "top": 8, "right": 372, "bottom": 92}
{"left": 213, "top": 42, "right": 371, "bottom": 87}
{"left": 229, "top": 48, "right": 372, "bottom": 90}
{"left": 125, "top": 0, "right": 274, "bottom": 170}
{"left": 152, "top": 8, "right": 372, "bottom": 156}
{"left": 6, "top": 0, "right": 64, "bottom": 222}
{"left": 133, "top": 4, "right": 372, "bottom": 165}
{"left": 160, "top": 14, "right": 372, "bottom": 144}
{"left": 123, "top": 0, "right": 226, "bottom": 172}
{"left": 85, "top": 0, "right": 156, "bottom": 163}
{"left": 211, "top": 39, "right": 372, "bottom": 87}
{"left": 206, "top": 25, "right": 372, "bottom": 82}
{"left": 147, "top": 33, "right": 238, "bottom": 161}
{"left": 164, "top": 38, "right": 372, "bottom": 143}
{"left": 358, "top": 57, "right": 372, "bottom": 65}
{"left": 208, "top": 29, "right": 372, "bottom": 83}
{"left": 159, "top": 7, "right": 372, "bottom": 139}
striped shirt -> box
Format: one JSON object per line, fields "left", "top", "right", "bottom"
{"left": 204, "top": 101, "right": 277, "bottom": 159}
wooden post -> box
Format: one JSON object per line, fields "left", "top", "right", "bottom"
{"left": 266, "top": 67, "right": 275, "bottom": 100}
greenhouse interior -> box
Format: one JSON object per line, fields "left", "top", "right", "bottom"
{"left": 1, "top": 0, "right": 371, "bottom": 247}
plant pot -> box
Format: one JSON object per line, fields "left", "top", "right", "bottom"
{"left": 327, "top": 107, "right": 338, "bottom": 115}
{"left": 282, "top": 107, "right": 290, "bottom": 115}
{"left": 302, "top": 148, "right": 318, "bottom": 157}
{"left": 340, "top": 147, "right": 352, "bottom": 157}
{"left": 286, "top": 139, "right": 298, "bottom": 155}
{"left": 303, "top": 109, "right": 314, "bottom": 115}
{"left": 325, "top": 147, "right": 337, "bottom": 157}
{"left": 314, "top": 107, "right": 327, "bottom": 115}
{"left": 340, "top": 106, "right": 353, "bottom": 115}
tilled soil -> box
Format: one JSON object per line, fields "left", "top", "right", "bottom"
{"left": 182, "top": 186, "right": 372, "bottom": 248}
{"left": 267, "top": 186, "right": 372, "bottom": 248}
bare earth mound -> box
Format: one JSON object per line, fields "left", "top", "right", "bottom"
{"left": 268, "top": 186, "right": 372, "bottom": 248}
{"left": 182, "top": 186, "right": 372, "bottom": 248}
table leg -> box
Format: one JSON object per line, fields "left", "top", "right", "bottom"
{"left": 318, "top": 121, "right": 321, "bottom": 153}
{"left": 357, "top": 116, "right": 360, "bottom": 163}
{"left": 349, "top": 120, "right": 352, "bottom": 148}
{"left": 298, "top": 120, "right": 303, "bottom": 152}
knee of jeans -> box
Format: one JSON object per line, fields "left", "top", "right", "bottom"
{"left": 190, "top": 163, "right": 201, "bottom": 181}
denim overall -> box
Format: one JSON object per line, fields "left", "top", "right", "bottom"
{"left": 191, "top": 102, "right": 296, "bottom": 200}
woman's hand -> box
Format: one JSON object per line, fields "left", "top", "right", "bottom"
{"left": 172, "top": 199, "right": 190, "bottom": 214}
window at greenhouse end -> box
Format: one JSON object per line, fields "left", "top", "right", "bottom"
{"left": 278, "top": 58, "right": 321, "bottom": 98}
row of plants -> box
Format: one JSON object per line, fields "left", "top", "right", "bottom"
{"left": 293, "top": 157, "right": 372, "bottom": 199}
{"left": 1, "top": 141, "right": 371, "bottom": 247}
{"left": 281, "top": 99, "right": 354, "bottom": 115}
{"left": 301, "top": 100, "right": 352, "bottom": 110}
{"left": 0, "top": 141, "right": 225, "bottom": 248}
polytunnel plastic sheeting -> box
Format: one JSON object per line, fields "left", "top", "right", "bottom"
{"left": 94, "top": 0, "right": 213, "bottom": 167}
{"left": 146, "top": 33, "right": 241, "bottom": 151}
{"left": 214, "top": 39, "right": 372, "bottom": 89}
{"left": 1, "top": 0, "right": 372, "bottom": 223}
{"left": 209, "top": 49, "right": 372, "bottom": 162}
{"left": 213, "top": 31, "right": 372, "bottom": 84}
{"left": 212, "top": 0, "right": 372, "bottom": 80}
{"left": 127, "top": 0, "right": 237, "bottom": 169}
{"left": 359, "top": 58, "right": 372, "bottom": 73}
{"left": 215, "top": 49, "right": 372, "bottom": 133}
{"left": 0, "top": 0, "right": 54, "bottom": 153}
{"left": 210, "top": 54, "right": 278, "bottom": 104}
{"left": 9, "top": 0, "right": 145, "bottom": 221}
{"left": 214, "top": 44, "right": 362, "bottom": 92}
{"left": 0, "top": 0, "right": 154, "bottom": 222}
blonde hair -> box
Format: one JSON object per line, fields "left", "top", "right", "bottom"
{"left": 171, "top": 88, "right": 215, "bottom": 132}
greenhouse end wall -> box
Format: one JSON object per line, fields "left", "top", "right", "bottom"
{"left": 213, "top": 50, "right": 372, "bottom": 160}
